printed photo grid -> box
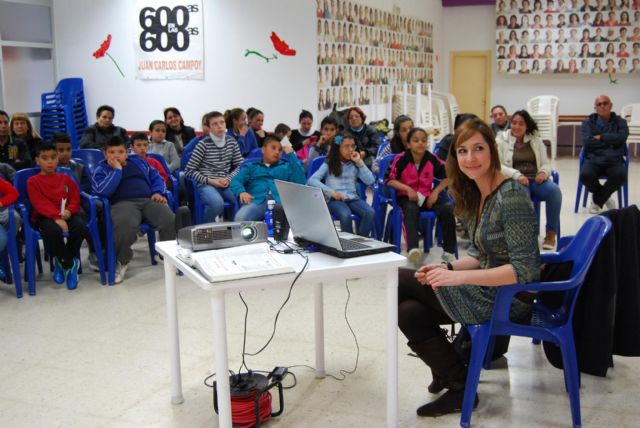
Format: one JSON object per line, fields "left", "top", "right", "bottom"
{"left": 496, "top": 0, "right": 640, "bottom": 74}
{"left": 317, "top": 0, "right": 434, "bottom": 111}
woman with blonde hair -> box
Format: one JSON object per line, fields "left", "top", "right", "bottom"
{"left": 11, "top": 113, "right": 43, "bottom": 160}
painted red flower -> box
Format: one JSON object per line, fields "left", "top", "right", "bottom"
{"left": 93, "top": 34, "right": 112, "bottom": 59}
{"left": 270, "top": 32, "right": 296, "bottom": 56}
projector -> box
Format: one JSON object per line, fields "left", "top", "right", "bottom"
{"left": 177, "top": 221, "right": 268, "bottom": 251}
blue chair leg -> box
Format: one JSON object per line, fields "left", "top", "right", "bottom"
{"left": 6, "top": 234, "right": 23, "bottom": 298}
{"left": 559, "top": 333, "right": 582, "bottom": 428}
{"left": 460, "top": 323, "right": 492, "bottom": 428}
{"left": 574, "top": 182, "right": 583, "bottom": 213}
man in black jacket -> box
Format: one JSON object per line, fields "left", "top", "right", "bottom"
{"left": 579, "top": 95, "right": 628, "bottom": 214}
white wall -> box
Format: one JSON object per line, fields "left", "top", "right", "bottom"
{"left": 441, "top": 5, "right": 640, "bottom": 116}
{"left": 52, "top": 0, "right": 443, "bottom": 131}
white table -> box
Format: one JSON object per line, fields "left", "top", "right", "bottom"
{"left": 155, "top": 241, "right": 407, "bottom": 428}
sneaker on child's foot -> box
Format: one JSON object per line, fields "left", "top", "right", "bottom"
{"left": 88, "top": 252, "right": 100, "bottom": 272}
{"left": 605, "top": 197, "right": 617, "bottom": 210}
{"left": 408, "top": 248, "right": 423, "bottom": 267}
{"left": 115, "top": 262, "right": 129, "bottom": 284}
{"left": 53, "top": 257, "right": 65, "bottom": 284}
{"left": 588, "top": 202, "right": 601, "bottom": 214}
{"left": 441, "top": 251, "right": 456, "bottom": 263}
{"left": 66, "top": 258, "right": 80, "bottom": 290}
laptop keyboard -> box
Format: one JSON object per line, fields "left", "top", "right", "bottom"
{"left": 339, "top": 237, "right": 370, "bottom": 250}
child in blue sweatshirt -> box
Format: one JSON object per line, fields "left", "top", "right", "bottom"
{"left": 92, "top": 136, "right": 175, "bottom": 284}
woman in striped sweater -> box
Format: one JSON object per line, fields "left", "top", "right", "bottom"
{"left": 185, "top": 111, "right": 244, "bottom": 223}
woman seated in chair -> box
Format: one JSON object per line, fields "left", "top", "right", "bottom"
{"left": 307, "top": 133, "right": 375, "bottom": 236}
{"left": 496, "top": 109, "right": 562, "bottom": 250}
{"left": 398, "top": 118, "right": 539, "bottom": 418}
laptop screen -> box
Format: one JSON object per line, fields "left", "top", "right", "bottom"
{"left": 274, "top": 180, "right": 343, "bottom": 250}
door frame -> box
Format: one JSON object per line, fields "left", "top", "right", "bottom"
{"left": 448, "top": 51, "right": 492, "bottom": 122}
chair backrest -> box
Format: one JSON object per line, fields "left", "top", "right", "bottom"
{"left": 146, "top": 153, "right": 172, "bottom": 177}
{"left": 377, "top": 139, "right": 389, "bottom": 156}
{"left": 620, "top": 103, "right": 640, "bottom": 126}
{"left": 246, "top": 147, "right": 263, "bottom": 160}
{"left": 307, "top": 155, "right": 327, "bottom": 178}
{"left": 71, "top": 149, "right": 104, "bottom": 174}
{"left": 526, "top": 95, "right": 559, "bottom": 118}
{"left": 555, "top": 216, "right": 612, "bottom": 315}
{"left": 433, "top": 98, "right": 451, "bottom": 136}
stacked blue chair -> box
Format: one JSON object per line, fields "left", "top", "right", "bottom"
{"left": 40, "top": 78, "right": 89, "bottom": 149}
{"left": 460, "top": 215, "right": 612, "bottom": 428}
{"left": 574, "top": 145, "right": 629, "bottom": 213}
{"left": 14, "top": 167, "right": 107, "bottom": 295}
{"left": 1, "top": 205, "right": 24, "bottom": 298}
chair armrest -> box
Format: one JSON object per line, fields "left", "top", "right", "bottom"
{"left": 491, "top": 279, "right": 577, "bottom": 322}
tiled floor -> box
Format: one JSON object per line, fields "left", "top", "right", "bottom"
{"left": 0, "top": 156, "right": 638, "bottom": 427}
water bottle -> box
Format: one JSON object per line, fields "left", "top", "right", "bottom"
{"left": 264, "top": 199, "right": 275, "bottom": 237}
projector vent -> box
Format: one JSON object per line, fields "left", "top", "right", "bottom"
{"left": 193, "top": 227, "right": 233, "bottom": 244}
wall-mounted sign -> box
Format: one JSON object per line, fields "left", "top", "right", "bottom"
{"left": 134, "top": 0, "right": 204, "bottom": 79}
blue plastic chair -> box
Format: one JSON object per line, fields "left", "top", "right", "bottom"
{"left": 246, "top": 148, "right": 263, "bottom": 160}
{"left": 14, "top": 167, "right": 107, "bottom": 294}
{"left": 146, "top": 153, "right": 179, "bottom": 212}
{"left": 574, "top": 146, "right": 629, "bottom": 213}
{"left": 376, "top": 139, "right": 389, "bottom": 156}
{"left": 183, "top": 177, "right": 237, "bottom": 225}
{"left": 1, "top": 205, "right": 24, "bottom": 298}
{"left": 101, "top": 197, "right": 159, "bottom": 285}
{"left": 460, "top": 215, "right": 612, "bottom": 428}
{"left": 71, "top": 149, "right": 104, "bottom": 173}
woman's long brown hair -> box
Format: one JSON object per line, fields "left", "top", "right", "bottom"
{"left": 445, "top": 118, "right": 502, "bottom": 220}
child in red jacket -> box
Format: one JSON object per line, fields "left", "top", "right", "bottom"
{"left": 0, "top": 177, "right": 19, "bottom": 279}
{"left": 27, "top": 142, "right": 88, "bottom": 289}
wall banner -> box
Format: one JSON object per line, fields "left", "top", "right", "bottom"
{"left": 135, "top": 0, "right": 204, "bottom": 80}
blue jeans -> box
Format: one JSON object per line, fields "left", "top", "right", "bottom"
{"left": 198, "top": 185, "right": 236, "bottom": 223}
{"left": 234, "top": 201, "right": 268, "bottom": 221}
{"left": 528, "top": 179, "right": 562, "bottom": 233}
{"left": 328, "top": 198, "right": 375, "bottom": 236}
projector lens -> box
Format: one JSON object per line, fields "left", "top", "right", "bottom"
{"left": 240, "top": 226, "right": 257, "bottom": 241}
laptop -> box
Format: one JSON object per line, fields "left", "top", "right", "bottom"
{"left": 275, "top": 180, "right": 395, "bottom": 258}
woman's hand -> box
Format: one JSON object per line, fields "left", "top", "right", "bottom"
{"left": 425, "top": 268, "right": 466, "bottom": 289}
{"left": 517, "top": 175, "right": 530, "bottom": 186}
{"left": 331, "top": 192, "right": 345, "bottom": 201}
{"left": 535, "top": 171, "right": 548, "bottom": 184}
{"left": 414, "top": 264, "right": 446, "bottom": 285}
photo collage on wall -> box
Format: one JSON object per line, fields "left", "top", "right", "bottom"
{"left": 317, "top": 0, "right": 434, "bottom": 111}
{"left": 496, "top": 0, "right": 640, "bottom": 75}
